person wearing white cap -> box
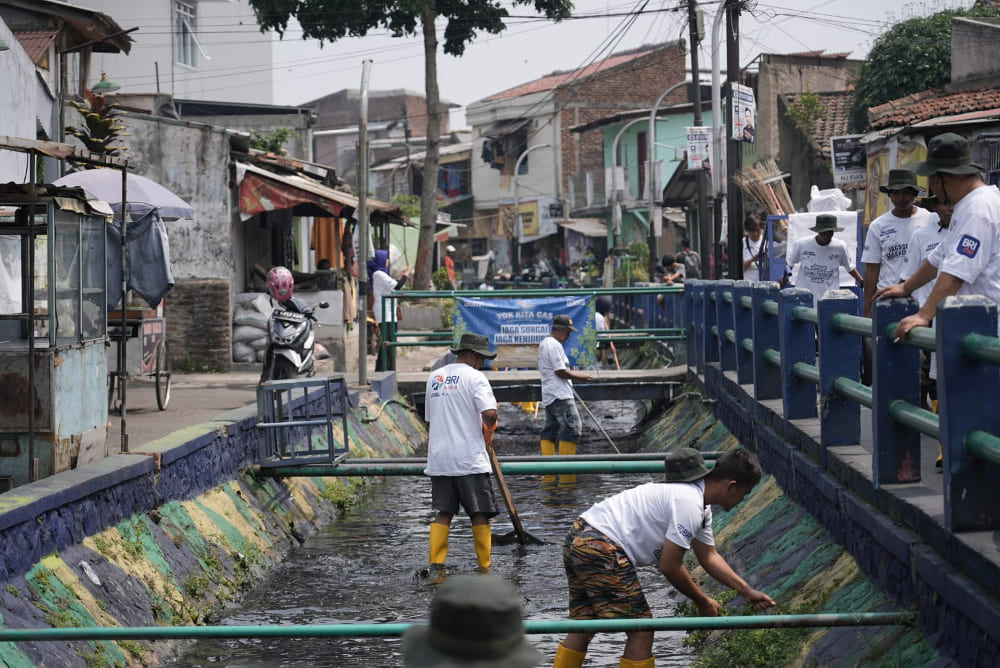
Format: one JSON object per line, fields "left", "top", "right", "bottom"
{"left": 444, "top": 244, "right": 457, "bottom": 289}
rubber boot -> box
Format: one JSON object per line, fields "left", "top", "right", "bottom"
{"left": 540, "top": 439, "right": 556, "bottom": 456}
{"left": 553, "top": 643, "right": 586, "bottom": 668}
{"left": 472, "top": 523, "right": 492, "bottom": 571}
{"left": 429, "top": 523, "right": 449, "bottom": 565}
{"left": 558, "top": 440, "right": 578, "bottom": 484}
{"left": 619, "top": 656, "right": 655, "bottom": 668}
{"left": 933, "top": 399, "right": 942, "bottom": 468}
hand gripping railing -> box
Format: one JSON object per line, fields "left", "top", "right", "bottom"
{"left": 684, "top": 280, "right": 1000, "bottom": 533}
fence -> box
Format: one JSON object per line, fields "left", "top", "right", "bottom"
{"left": 685, "top": 279, "right": 1000, "bottom": 533}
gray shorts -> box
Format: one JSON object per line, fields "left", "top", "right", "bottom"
{"left": 431, "top": 473, "right": 500, "bottom": 519}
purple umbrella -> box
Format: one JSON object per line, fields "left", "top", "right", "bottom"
{"left": 54, "top": 169, "right": 194, "bottom": 219}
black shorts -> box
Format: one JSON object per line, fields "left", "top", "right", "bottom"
{"left": 430, "top": 473, "right": 500, "bottom": 519}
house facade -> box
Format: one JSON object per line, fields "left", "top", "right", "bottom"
{"left": 464, "top": 41, "right": 688, "bottom": 276}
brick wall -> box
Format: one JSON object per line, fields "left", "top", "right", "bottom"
{"left": 556, "top": 43, "right": 688, "bottom": 198}
{"left": 165, "top": 278, "right": 232, "bottom": 372}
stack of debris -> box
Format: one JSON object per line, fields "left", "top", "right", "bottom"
{"left": 733, "top": 160, "right": 794, "bottom": 215}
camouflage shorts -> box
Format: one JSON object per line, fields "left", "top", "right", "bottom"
{"left": 562, "top": 517, "right": 651, "bottom": 619}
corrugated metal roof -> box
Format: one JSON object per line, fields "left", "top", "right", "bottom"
{"left": 12, "top": 30, "right": 57, "bottom": 65}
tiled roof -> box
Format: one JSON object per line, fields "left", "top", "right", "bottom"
{"left": 12, "top": 30, "right": 58, "bottom": 66}
{"left": 783, "top": 90, "right": 854, "bottom": 159}
{"left": 868, "top": 85, "right": 1000, "bottom": 130}
{"left": 479, "top": 42, "right": 675, "bottom": 102}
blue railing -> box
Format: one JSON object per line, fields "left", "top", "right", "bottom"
{"left": 685, "top": 279, "right": 1000, "bottom": 533}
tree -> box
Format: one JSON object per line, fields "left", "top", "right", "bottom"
{"left": 849, "top": 6, "right": 1000, "bottom": 132}
{"left": 248, "top": 0, "right": 573, "bottom": 289}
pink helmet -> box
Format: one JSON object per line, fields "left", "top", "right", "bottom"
{"left": 267, "top": 266, "right": 294, "bottom": 301}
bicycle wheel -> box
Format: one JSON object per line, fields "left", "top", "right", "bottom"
{"left": 155, "top": 340, "right": 172, "bottom": 410}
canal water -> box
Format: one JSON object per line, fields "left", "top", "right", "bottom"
{"left": 174, "top": 402, "right": 699, "bottom": 667}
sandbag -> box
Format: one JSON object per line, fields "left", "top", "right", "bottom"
{"left": 807, "top": 185, "right": 851, "bottom": 212}
{"left": 233, "top": 325, "right": 265, "bottom": 343}
{"left": 233, "top": 342, "right": 255, "bottom": 363}
{"left": 234, "top": 307, "right": 268, "bottom": 329}
{"left": 246, "top": 334, "right": 269, "bottom": 351}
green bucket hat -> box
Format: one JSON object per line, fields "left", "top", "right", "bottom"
{"left": 451, "top": 332, "right": 497, "bottom": 359}
{"left": 809, "top": 214, "right": 844, "bottom": 233}
{"left": 878, "top": 169, "right": 919, "bottom": 194}
{"left": 401, "top": 575, "right": 543, "bottom": 667}
{"left": 664, "top": 448, "right": 711, "bottom": 482}
{"left": 914, "top": 133, "right": 984, "bottom": 176}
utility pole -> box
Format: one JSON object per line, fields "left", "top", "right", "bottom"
{"left": 687, "top": 0, "right": 710, "bottom": 279}
{"left": 726, "top": 1, "right": 744, "bottom": 279}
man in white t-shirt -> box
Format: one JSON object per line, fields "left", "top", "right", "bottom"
{"left": 862, "top": 169, "right": 937, "bottom": 317}
{"left": 537, "top": 315, "right": 593, "bottom": 459}
{"left": 424, "top": 332, "right": 499, "bottom": 571}
{"left": 878, "top": 133, "right": 1000, "bottom": 341}
{"left": 787, "top": 214, "right": 864, "bottom": 306}
{"left": 552, "top": 449, "right": 775, "bottom": 668}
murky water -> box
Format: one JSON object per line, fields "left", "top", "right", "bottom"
{"left": 174, "top": 402, "right": 699, "bottom": 667}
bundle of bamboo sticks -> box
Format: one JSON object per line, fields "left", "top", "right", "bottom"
{"left": 732, "top": 160, "right": 794, "bottom": 215}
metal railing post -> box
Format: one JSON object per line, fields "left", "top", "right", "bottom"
{"left": 716, "top": 280, "right": 736, "bottom": 371}
{"left": 779, "top": 287, "right": 817, "bottom": 419}
{"left": 818, "top": 290, "right": 861, "bottom": 446}
{"left": 732, "top": 281, "right": 754, "bottom": 385}
{"left": 937, "top": 295, "right": 1000, "bottom": 531}
{"left": 687, "top": 280, "right": 704, "bottom": 373}
{"left": 702, "top": 280, "right": 719, "bottom": 367}
{"left": 751, "top": 282, "right": 781, "bottom": 400}
{"left": 872, "top": 297, "right": 921, "bottom": 486}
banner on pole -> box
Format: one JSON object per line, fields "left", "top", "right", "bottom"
{"left": 687, "top": 127, "right": 711, "bottom": 171}
{"left": 830, "top": 134, "right": 867, "bottom": 186}
{"left": 454, "top": 296, "right": 597, "bottom": 368}
{"left": 732, "top": 83, "right": 756, "bottom": 143}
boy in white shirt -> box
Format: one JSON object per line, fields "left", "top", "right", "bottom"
{"left": 787, "top": 214, "right": 864, "bottom": 306}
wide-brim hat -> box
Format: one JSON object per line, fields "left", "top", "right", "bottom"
{"left": 552, "top": 314, "right": 578, "bottom": 332}
{"left": 401, "top": 575, "right": 543, "bottom": 668}
{"left": 451, "top": 332, "right": 497, "bottom": 359}
{"left": 664, "top": 447, "right": 711, "bottom": 482}
{"left": 878, "top": 168, "right": 919, "bottom": 194}
{"left": 810, "top": 214, "right": 844, "bottom": 233}
{"left": 917, "top": 194, "right": 939, "bottom": 210}
{"left": 915, "top": 132, "right": 984, "bottom": 176}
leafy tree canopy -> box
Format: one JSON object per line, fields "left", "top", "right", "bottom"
{"left": 249, "top": 0, "right": 572, "bottom": 57}
{"left": 849, "top": 5, "right": 1000, "bottom": 132}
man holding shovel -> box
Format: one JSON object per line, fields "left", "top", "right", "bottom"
{"left": 424, "top": 333, "right": 499, "bottom": 571}
{"left": 537, "top": 315, "right": 594, "bottom": 461}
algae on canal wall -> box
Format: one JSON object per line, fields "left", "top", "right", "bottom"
{"left": 0, "top": 395, "right": 426, "bottom": 668}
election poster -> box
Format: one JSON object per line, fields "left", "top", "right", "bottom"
{"left": 732, "top": 83, "right": 756, "bottom": 143}
{"left": 830, "top": 135, "right": 866, "bottom": 186}
{"left": 687, "top": 127, "right": 711, "bottom": 171}
{"left": 454, "top": 296, "right": 597, "bottom": 368}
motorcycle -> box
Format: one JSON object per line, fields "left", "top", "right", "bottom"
{"left": 260, "top": 296, "right": 329, "bottom": 382}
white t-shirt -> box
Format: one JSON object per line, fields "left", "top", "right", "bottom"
{"left": 902, "top": 223, "right": 948, "bottom": 308}
{"left": 595, "top": 312, "right": 608, "bottom": 331}
{"left": 929, "top": 185, "right": 1000, "bottom": 336}
{"left": 862, "top": 208, "right": 937, "bottom": 288}
{"left": 787, "top": 236, "right": 856, "bottom": 305}
{"left": 372, "top": 269, "right": 398, "bottom": 324}
{"left": 424, "top": 362, "right": 498, "bottom": 476}
{"left": 742, "top": 236, "right": 763, "bottom": 282}
{"left": 537, "top": 334, "right": 573, "bottom": 406}
{"left": 581, "top": 480, "right": 714, "bottom": 566}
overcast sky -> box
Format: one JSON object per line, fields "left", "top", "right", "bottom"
{"left": 269, "top": 0, "right": 976, "bottom": 129}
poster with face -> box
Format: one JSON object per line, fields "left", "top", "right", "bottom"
{"left": 732, "top": 83, "right": 756, "bottom": 143}
{"left": 687, "top": 126, "right": 711, "bottom": 171}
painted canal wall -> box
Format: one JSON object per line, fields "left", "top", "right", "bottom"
{"left": 0, "top": 391, "right": 425, "bottom": 668}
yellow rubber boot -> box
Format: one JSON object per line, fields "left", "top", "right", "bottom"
{"left": 429, "top": 523, "right": 449, "bottom": 565}
{"left": 540, "top": 439, "right": 556, "bottom": 456}
{"left": 933, "top": 399, "right": 942, "bottom": 468}
{"left": 619, "top": 657, "right": 655, "bottom": 668}
{"left": 472, "top": 523, "right": 492, "bottom": 571}
{"left": 553, "top": 643, "right": 587, "bottom": 668}
{"left": 558, "top": 441, "right": 578, "bottom": 484}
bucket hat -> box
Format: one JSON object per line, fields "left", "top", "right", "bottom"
{"left": 664, "top": 447, "right": 711, "bottom": 482}
{"left": 401, "top": 575, "right": 543, "bottom": 667}
{"left": 810, "top": 214, "right": 844, "bottom": 233}
{"left": 552, "top": 314, "right": 578, "bottom": 332}
{"left": 916, "top": 194, "right": 938, "bottom": 211}
{"left": 914, "top": 133, "right": 984, "bottom": 176}
{"left": 446, "top": 244, "right": 456, "bottom": 252}
{"left": 452, "top": 332, "right": 497, "bottom": 359}
{"left": 878, "top": 169, "right": 919, "bottom": 194}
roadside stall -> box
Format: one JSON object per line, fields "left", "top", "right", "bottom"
{"left": 0, "top": 137, "right": 126, "bottom": 490}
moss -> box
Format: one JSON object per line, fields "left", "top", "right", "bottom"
{"left": 6, "top": 584, "right": 18, "bottom": 597}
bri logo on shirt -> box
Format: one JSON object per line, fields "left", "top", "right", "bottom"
{"left": 676, "top": 523, "right": 693, "bottom": 540}
{"left": 958, "top": 234, "right": 980, "bottom": 258}
{"left": 430, "top": 374, "right": 461, "bottom": 391}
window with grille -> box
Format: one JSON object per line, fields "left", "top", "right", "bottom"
{"left": 174, "top": 1, "right": 197, "bottom": 68}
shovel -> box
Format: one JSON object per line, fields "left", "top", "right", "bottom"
{"left": 484, "top": 426, "right": 545, "bottom": 546}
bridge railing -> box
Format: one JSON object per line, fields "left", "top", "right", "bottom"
{"left": 686, "top": 279, "right": 1000, "bottom": 533}
{"left": 377, "top": 285, "right": 686, "bottom": 369}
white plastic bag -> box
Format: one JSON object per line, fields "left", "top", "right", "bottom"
{"left": 807, "top": 185, "right": 851, "bottom": 212}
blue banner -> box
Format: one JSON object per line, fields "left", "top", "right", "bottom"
{"left": 455, "top": 296, "right": 597, "bottom": 368}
